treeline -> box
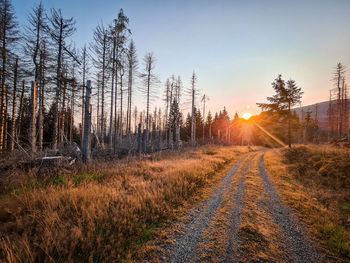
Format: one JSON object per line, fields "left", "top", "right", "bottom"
{"left": 0, "top": 0, "right": 247, "bottom": 157}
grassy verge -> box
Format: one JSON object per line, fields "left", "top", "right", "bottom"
{"left": 0, "top": 146, "right": 249, "bottom": 263}
{"left": 264, "top": 145, "right": 350, "bottom": 262}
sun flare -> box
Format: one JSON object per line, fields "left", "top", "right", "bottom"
{"left": 242, "top": 112, "right": 252, "bottom": 120}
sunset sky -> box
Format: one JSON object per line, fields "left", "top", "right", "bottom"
{"left": 13, "top": 0, "right": 350, "bottom": 118}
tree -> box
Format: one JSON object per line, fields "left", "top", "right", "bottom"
{"left": 0, "top": 0, "right": 18, "bottom": 153}
{"left": 126, "top": 40, "right": 137, "bottom": 136}
{"left": 140, "top": 52, "right": 158, "bottom": 140}
{"left": 257, "top": 75, "right": 303, "bottom": 148}
{"left": 91, "top": 23, "right": 109, "bottom": 146}
{"left": 48, "top": 8, "right": 76, "bottom": 149}
{"left": 333, "top": 62, "right": 346, "bottom": 137}
{"left": 201, "top": 94, "right": 209, "bottom": 141}
{"left": 79, "top": 45, "right": 89, "bottom": 147}
{"left": 24, "top": 2, "right": 47, "bottom": 152}
{"left": 190, "top": 71, "right": 198, "bottom": 146}
{"left": 10, "top": 57, "right": 18, "bottom": 151}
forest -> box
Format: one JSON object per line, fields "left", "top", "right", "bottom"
{"left": 0, "top": 0, "right": 350, "bottom": 262}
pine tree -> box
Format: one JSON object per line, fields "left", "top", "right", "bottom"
{"left": 257, "top": 75, "right": 303, "bottom": 148}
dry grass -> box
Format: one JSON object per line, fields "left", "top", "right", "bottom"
{"left": 239, "top": 153, "right": 288, "bottom": 262}
{"left": 0, "top": 146, "right": 249, "bottom": 263}
{"left": 264, "top": 146, "right": 350, "bottom": 261}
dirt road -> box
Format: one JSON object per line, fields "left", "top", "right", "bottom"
{"left": 158, "top": 151, "right": 323, "bottom": 262}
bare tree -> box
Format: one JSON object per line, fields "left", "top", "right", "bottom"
{"left": 126, "top": 40, "right": 137, "bottom": 136}
{"left": 91, "top": 23, "right": 110, "bottom": 147}
{"left": 0, "top": 0, "right": 18, "bottom": 153}
{"left": 79, "top": 45, "right": 89, "bottom": 147}
{"left": 10, "top": 57, "right": 18, "bottom": 151}
{"left": 201, "top": 94, "right": 209, "bottom": 141}
{"left": 110, "top": 8, "right": 130, "bottom": 151}
{"left": 48, "top": 8, "right": 76, "bottom": 149}
{"left": 140, "top": 52, "right": 158, "bottom": 140}
{"left": 189, "top": 71, "right": 199, "bottom": 146}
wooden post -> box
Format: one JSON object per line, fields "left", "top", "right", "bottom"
{"left": 82, "top": 80, "right": 91, "bottom": 163}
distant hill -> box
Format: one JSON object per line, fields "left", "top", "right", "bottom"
{"left": 292, "top": 100, "right": 350, "bottom": 130}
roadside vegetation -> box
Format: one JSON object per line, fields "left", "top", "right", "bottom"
{"left": 264, "top": 145, "right": 350, "bottom": 261}
{"left": 0, "top": 146, "right": 248, "bottom": 262}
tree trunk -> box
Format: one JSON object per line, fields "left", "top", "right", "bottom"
{"left": 53, "top": 20, "right": 63, "bottom": 150}
{"left": 17, "top": 80, "right": 25, "bottom": 140}
{"left": 10, "top": 58, "right": 18, "bottom": 151}
{"left": 109, "top": 37, "right": 116, "bottom": 150}
{"left": 101, "top": 34, "right": 106, "bottom": 147}
{"left": 30, "top": 81, "right": 38, "bottom": 153}
{"left": 288, "top": 102, "right": 291, "bottom": 148}
{"left": 82, "top": 80, "right": 91, "bottom": 163}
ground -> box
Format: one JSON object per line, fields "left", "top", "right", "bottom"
{"left": 0, "top": 145, "right": 349, "bottom": 262}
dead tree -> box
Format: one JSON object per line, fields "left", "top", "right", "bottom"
{"left": 17, "top": 80, "right": 25, "bottom": 139}
{"left": 80, "top": 45, "right": 89, "bottom": 147}
{"left": 126, "top": 40, "right": 137, "bottom": 136}
{"left": 82, "top": 80, "right": 91, "bottom": 162}
{"left": 48, "top": 8, "right": 76, "bottom": 149}
{"left": 190, "top": 71, "right": 198, "bottom": 146}
{"left": 38, "top": 43, "right": 48, "bottom": 151}
{"left": 10, "top": 58, "right": 18, "bottom": 151}
{"left": 110, "top": 8, "right": 130, "bottom": 152}
{"left": 140, "top": 52, "right": 158, "bottom": 143}
{"left": 333, "top": 62, "right": 346, "bottom": 137}
{"left": 91, "top": 23, "right": 109, "bottom": 147}
{"left": 201, "top": 94, "right": 209, "bottom": 141}
{"left": 0, "top": 0, "right": 18, "bottom": 153}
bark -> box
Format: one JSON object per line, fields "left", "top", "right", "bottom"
{"left": 100, "top": 34, "right": 106, "bottom": 147}
{"left": 10, "top": 58, "right": 18, "bottom": 151}
{"left": 60, "top": 77, "right": 67, "bottom": 143}
{"left": 53, "top": 19, "right": 63, "bottom": 150}
{"left": 17, "top": 80, "right": 25, "bottom": 139}
{"left": 29, "top": 81, "right": 38, "bottom": 153}
{"left": 109, "top": 37, "right": 116, "bottom": 150}
{"left": 82, "top": 80, "right": 91, "bottom": 162}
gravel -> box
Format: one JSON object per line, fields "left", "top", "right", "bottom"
{"left": 224, "top": 157, "right": 253, "bottom": 263}
{"left": 163, "top": 154, "right": 249, "bottom": 263}
{"left": 158, "top": 153, "right": 323, "bottom": 263}
{"left": 258, "top": 154, "right": 322, "bottom": 263}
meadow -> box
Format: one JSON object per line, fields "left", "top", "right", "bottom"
{"left": 0, "top": 146, "right": 249, "bottom": 262}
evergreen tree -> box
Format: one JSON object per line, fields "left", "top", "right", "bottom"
{"left": 257, "top": 75, "right": 303, "bottom": 148}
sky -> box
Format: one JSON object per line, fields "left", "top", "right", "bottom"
{"left": 12, "top": 0, "right": 350, "bottom": 118}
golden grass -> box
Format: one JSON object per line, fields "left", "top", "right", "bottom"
{"left": 0, "top": 146, "right": 249, "bottom": 263}
{"left": 264, "top": 146, "right": 350, "bottom": 261}
{"left": 239, "top": 153, "right": 288, "bottom": 262}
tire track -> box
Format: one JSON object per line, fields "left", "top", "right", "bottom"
{"left": 258, "top": 154, "right": 322, "bottom": 262}
{"left": 223, "top": 154, "right": 255, "bottom": 263}
{"left": 163, "top": 153, "right": 250, "bottom": 262}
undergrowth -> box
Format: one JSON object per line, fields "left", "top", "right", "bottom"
{"left": 281, "top": 145, "right": 350, "bottom": 260}
{"left": 0, "top": 146, "right": 248, "bottom": 263}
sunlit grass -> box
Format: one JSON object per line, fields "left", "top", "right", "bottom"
{"left": 0, "top": 146, "right": 249, "bottom": 262}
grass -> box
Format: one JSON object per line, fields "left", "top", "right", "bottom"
{"left": 0, "top": 145, "right": 249, "bottom": 263}
{"left": 264, "top": 145, "right": 350, "bottom": 261}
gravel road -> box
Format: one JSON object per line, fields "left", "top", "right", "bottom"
{"left": 258, "top": 154, "right": 322, "bottom": 262}
{"left": 163, "top": 154, "right": 249, "bottom": 262}
{"left": 158, "top": 152, "right": 323, "bottom": 263}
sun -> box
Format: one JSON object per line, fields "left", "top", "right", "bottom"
{"left": 242, "top": 112, "right": 252, "bottom": 120}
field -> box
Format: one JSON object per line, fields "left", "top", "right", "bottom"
{"left": 0, "top": 146, "right": 250, "bottom": 262}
